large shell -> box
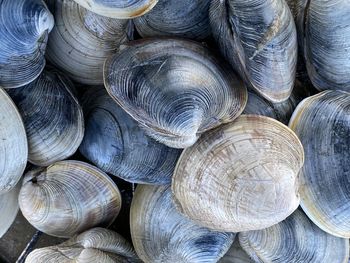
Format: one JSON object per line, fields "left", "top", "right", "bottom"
{"left": 209, "top": 0, "right": 297, "bottom": 102}
{"left": 0, "top": 182, "right": 20, "bottom": 238}
{"left": 239, "top": 209, "right": 349, "bottom": 262}
{"left": 104, "top": 38, "right": 247, "bottom": 148}
{"left": 134, "top": 0, "right": 211, "bottom": 40}
{"left": 7, "top": 70, "right": 84, "bottom": 166}
{"left": 19, "top": 160, "right": 122, "bottom": 238}
{"left": 172, "top": 115, "right": 304, "bottom": 232}
{"left": 0, "top": 89, "right": 28, "bottom": 193}
{"left": 72, "top": 0, "right": 158, "bottom": 18}
{"left": 46, "top": 0, "right": 129, "bottom": 85}
{"left": 26, "top": 227, "right": 141, "bottom": 263}
{"left": 289, "top": 90, "right": 350, "bottom": 238}
{"left": 130, "top": 184, "right": 235, "bottom": 263}
{"left": 0, "top": 0, "right": 54, "bottom": 88}
{"left": 219, "top": 239, "right": 252, "bottom": 263}
{"left": 79, "top": 87, "right": 181, "bottom": 185}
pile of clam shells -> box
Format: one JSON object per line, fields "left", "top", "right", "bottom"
{"left": 0, "top": 0, "right": 350, "bottom": 262}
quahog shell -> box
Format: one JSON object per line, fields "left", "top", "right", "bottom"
{"left": 72, "top": 0, "right": 158, "bottom": 18}
{"left": 7, "top": 69, "right": 84, "bottom": 166}
{"left": 239, "top": 209, "right": 349, "bottom": 262}
{"left": 0, "top": 0, "right": 54, "bottom": 88}
{"left": 46, "top": 0, "right": 130, "bottom": 85}
{"left": 79, "top": 86, "right": 181, "bottom": 185}
{"left": 26, "top": 227, "right": 141, "bottom": 263}
{"left": 19, "top": 160, "right": 122, "bottom": 238}
{"left": 0, "top": 89, "right": 28, "bottom": 193}
{"left": 134, "top": 0, "right": 211, "bottom": 40}
{"left": 172, "top": 115, "right": 304, "bottom": 232}
{"left": 104, "top": 38, "right": 247, "bottom": 148}
{"left": 219, "top": 239, "right": 252, "bottom": 263}
{"left": 0, "top": 182, "right": 20, "bottom": 238}
{"left": 130, "top": 185, "right": 235, "bottom": 263}
{"left": 289, "top": 90, "right": 350, "bottom": 238}
{"left": 209, "top": 0, "right": 297, "bottom": 102}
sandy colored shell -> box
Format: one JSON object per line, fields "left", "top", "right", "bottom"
{"left": 26, "top": 228, "right": 141, "bottom": 263}
{"left": 239, "top": 209, "right": 349, "bottom": 263}
{"left": 0, "top": 0, "right": 54, "bottom": 88}
{"left": 219, "top": 239, "right": 252, "bottom": 263}
{"left": 172, "top": 115, "right": 304, "bottom": 232}
{"left": 19, "top": 160, "right": 121, "bottom": 238}
{"left": 104, "top": 38, "right": 247, "bottom": 148}
{"left": 79, "top": 87, "right": 181, "bottom": 184}
{"left": 0, "top": 182, "right": 20, "bottom": 238}
{"left": 130, "top": 185, "right": 235, "bottom": 263}
{"left": 289, "top": 90, "right": 350, "bottom": 238}
{"left": 7, "top": 70, "right": 84, "bottom": 166}
{"left": 46, "top": 0, "right": 129, "bottom": 85}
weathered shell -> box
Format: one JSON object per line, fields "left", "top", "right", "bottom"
{"left": 72, "top": 0, "right": 158, "bottom": 18}
{"left": 172, "top": 115, "right": 304, "bottom": 232}
{"left": 0, "top": 89, "right": 28, "bottom": 193}
{"left": 0, "top": 0, "right": 54, "bottom": 88}
{"left": 26, "top": 228, "right": 141, "bottom": 263}
{"left": 104, "top": 38, "right": 247, "bottom": 148}
{"left": 7, "top": 70, "right": 84, "bottom": 166}
{"left": 19, "top": 160, "right": 121, "bottom": 238}
{"left": 209, "top": 0, "right": 297, "bottom": 102}
{"left": 219, "top": 239, "right": 252, "bottom": 263}
{"left": 46, "top": 0, "right": 129, "bottom": 85}
{"left": 130, "top": 184, "right": 235, "bottom": 263}
{"left": 134, "top": 0, "right": 211, "bottom": 40}
{"left": 289, "top": 90, "right": 350, "bottom": 238}
{"left": 286, "top": 0, "right": 350, "bottom": 92}
{"left": 0, "top": 182, "right": 20, "bottom": 238}
{"left": 239, "top": 209, "right": 349, "bottom": 262}
{"left": 79, "top": 87, "right": 181, "bottom": 185}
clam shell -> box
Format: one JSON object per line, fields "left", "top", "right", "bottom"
{"left": 130, "top": 184, "right": 235, "bottom": 263}
{"left": 79, "top": 86, "right": 181, "bottom": 185}
{"left": 289, "top": 90, "right": 350, "bottom": 238}
{"left": 104, "top": 38, "right": 247, "bottom": 148}
{"left": 0, "top": 182, "right": 20, "bottom": 238}
{"left": 0, "top": 0, "right": 54, "bottom": 88}
{"left": 19, "top": 160, "right": 122, "bottom": 238}
{"left": 72, "top": 0, "right": 158, "bottom": 18}
{"left": 172, "top": 115, "right": 304, "bottom": 232}
{"left": 209, "top": 0, "right": 297, "bottom": 102}
{"left": 219, "top": 239, "right": 252, "bottom": 263}
{"left": 239, "top": 209, "right": 349, "bottom": 262}
{"left": 134, "top": 0, "right": 211, "bottom": 40}
{"left": 46, "top": 0, "right": 129, "bottom": 85}
{"left": 7, "top": 70, "right": 84, "bottom": 166}
{"left": 26, "top": 227, "right": 141, "bottom": 263}
{"left": 0, "top": 89, "right": 28, "bottom": 193}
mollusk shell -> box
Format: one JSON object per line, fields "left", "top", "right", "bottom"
{"left": 0, "top": 182, "right": 20, "bottom": 238}
{"left": 219, "top": 239, "right": 252, "bottom": 263}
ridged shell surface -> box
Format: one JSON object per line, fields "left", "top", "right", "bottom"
{"left": 0, "top": 182, "right": 20, "bottom": 238}
{"left": 219, "top": 239, "right": 252, "bottom": 263}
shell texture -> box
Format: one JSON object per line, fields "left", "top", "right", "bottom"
{"left": 134, "top": 0, "right": 211, "bottom": 40}
{"left": 0, "top": 0, "right": 54, "bottom": 88}
{"left": 46, "top": 0, "right": 129, "bottom": 85}
{"left": 172, "top": 115, "right": 304, "bottom": 232}
{"left": 7, "top": 70, "right": 84, "bottom": 166}
{"left": 79, "top": 87, "right": 181, "bottom": 185}
{"left": 19, "top": 160, "right": 122, "bottom": 238}
{"left": 239, "top": 209, "right": 349, "bottom": 263}
{"left": 219, "top": 239, "right": 253, "bottom": 263}
{"left": 289, "top": 90, "right": 350, "bottom": 238}
{"left": 0, "top": 182, "right": 20, "bottom": 238}
{"left": 209, "top": 0, "right": 297, "bottom": 102}
{"left": 130, "top": 184, "right": 235, "bottom": 263}
{"left": 104, "top": 38, "right": 247, "bottom": 148}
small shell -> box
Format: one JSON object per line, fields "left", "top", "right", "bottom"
{"left": 172, "top": 115, "right": 304, "bottom": 232}
{"left": 79, "top": 87, "right": 181, "bottom": 185}
{"left": 130, "top": 184, "right": 235, "bottom": 263}
{"left": 0, "top": 182, "right": 20, "bottom": 238}
{"left": 219, "top": 239, "right": 252, "bottom": 263}
{"left": 289, "top": 90, "right": 350, "bottom": 238}
{"left": 19, "top": 160, "right": 122, "bottom": 238}
{"left": 104, "top": 38, "right": 247, "bottom": 148}
{"left": 0, "top": 0, "right": 54, "bottom": 88}
{"left": 239, "top": 209, "right": 349, "bottom": 262}
{"left": 134, "top": 0, "right": 211, "bottom": 40}
{"left": 46, "top": 0, "right": 129, "bottom": 85}
{"left": 209, "top": 0, "right": 297, "bottom": 102}
{"left": 7, "top": 70, "right": 84, "bottom": 166}
{"left": 71, "top": 0, "right": 158, "bottom": 18}
{"left": 26, "top": 227, "right": 141, "bottom": 263}
{"left": 0, "top": 89, "right": 28, "bottom": 193}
